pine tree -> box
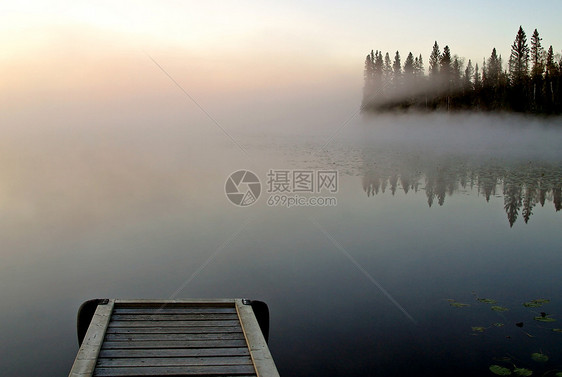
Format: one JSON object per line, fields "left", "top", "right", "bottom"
{"left": 509, "top": 26, "right": 530, "bottom": 84}
{"left": 383, "top": 52, "right": 392, "bottom": 91}
{"left": 362, "top": 53, "right": 375, "bottom": 106}
{"left": 530, "top": 29, "right": 544, "bottom": 78}
{"left": 417, "top": 54, "right": 424, "bottom": 75}
{"left": 440, "top": 46, "right": 452, "bottom": 89}
{"left": 528, "top": 30, "right": 545, "bottom": 111}
{"left": 429, "top": 41, "right": 440, "bottom": 77}
{"left": 440, "top": 46, "right": 451, "bottom": 72}
{"left": 474, "top": 63, "right": 481, "bottom": 90}
{"left": 452, "top": 56, "right": 463, "bottom": 91}
{"left": 392, "top": 51, "right": 402, "bottom": 90}
{"left": 393, "top": 51, "right": 402, "bottom": 77}
{"left": 403, "top": 52, "right": 415, "bottom": 81}
{"left": 374, "top": 51, "right": 384, "bottom": 74}
{"left": 544, "top": 45, "right": 557, "bottom": 111}
{"left": 414, "top": 54, "right": 425, "bottom": 104}
{"left": 464, "top": 59, "right": 474, "bottom": 90}
{"left": 545, "top": 45, "right": 556, "bottom": 77}
{"left": 373, "top": 51, "right": 384, "bottom": 99}
{"left": 487, "top": 48, "right": 502, "bottom": 87}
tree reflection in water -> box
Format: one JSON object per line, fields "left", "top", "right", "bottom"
{"left": 362, "top": 148, "right": 561, "bottom": 226}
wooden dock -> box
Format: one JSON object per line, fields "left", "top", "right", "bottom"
{"left": 69, "top": 299, "right": 279, "bottom": 377}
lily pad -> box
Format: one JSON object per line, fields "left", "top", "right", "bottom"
{"left": 493, "top": 323, "right": 505, "bottom": 327}
{"left": 491, "top": 306, "right": 509, "bottom": 312}
{"left": 534, "top": 316, "right": 556, "bottom": 322}
{"left": 513, "top": 368, "right": 533, "bottom": 376}
{"left": 555, "top": 373, "right": 562, "bottom": 377}
{"left": 489, "top": 365, "right": 512, "bottom": 375}
{"left": 523, "top": 299, "right": 550, "bottom": 308}
{"left": 450, "top": 302, "right": 470, "bottom": 308}
{"left": 533, "top": 298, "right": 549, "bottom": 303}
{"left": 472, "top": 326, "right": 486, "bottom": 332}
{"left": 552, "top": 328, "right": 562, "bottom": 333}
{"left": 531, "top": 353, "right": 548, "bottom": 362}
{"left": 478, "top": 298, "right": 497, "bottom": 304}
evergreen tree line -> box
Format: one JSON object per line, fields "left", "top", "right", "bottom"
{"left": 362, "top": 26, "right": 562, "bottom": 114}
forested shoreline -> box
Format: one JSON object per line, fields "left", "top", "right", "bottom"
{"left": 361, "top": 26, "right": 562, "bottom": 114}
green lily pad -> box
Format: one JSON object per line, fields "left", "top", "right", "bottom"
{"left": 491, "top": 306, "right": 509, "bottom": 312}
{"left": 534, "top": 316, "right": 556, "bottom": 322}
{"left": 523, "top": 299, "right": 550, "bottom": 308}
{"left": 493, "top": 323, "right": 505, "bottom": 327}
{"left": 478, "top": 298, "right": 497, "bottom": 304}
{"left": 533, "top": 298, "right": 549, "bottom": 303}
{"left": 472, "top": 326, "right": 486, "bottom": 332}
{"left": 450, "top": 302, "right": 470, "bottom": 308}
{"left": 552, "top": 328, "right": 562, "bottom": 333}
{"left": 513, "top": 368, "right": 533, "bottom": 376}
{"left": 555, "top": 372, "right": 562, "bottom": 377}
{"left": 490, "top": 365, "right": 512, "bottom": 375}
{"left": 531, "top": 353, "right": 548, "bottom": 362}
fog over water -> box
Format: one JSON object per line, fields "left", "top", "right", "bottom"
{"left": 2, "top": 52, "right": 562, "bottom": 376}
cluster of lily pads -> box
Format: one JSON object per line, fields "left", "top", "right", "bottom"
{"left": 448, "top": 295, "right": 561, "bottom": 376}
{"left": 488, "top": 352, "right": 558, "bottom": 376}
{"left": 447, "top": 297, "right": 559, "bottom": 330}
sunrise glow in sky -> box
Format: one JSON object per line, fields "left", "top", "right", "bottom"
{"left": 2, "top": 0, "right": 562, "bottom": 117}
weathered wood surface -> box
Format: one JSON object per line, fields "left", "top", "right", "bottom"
{"left": 97, "top": 356, "right": 253, "bottom": 367}
{"left": 69, "top": 299, "right": 278, "bottom": 377}
{"left": 113, "top": 307, "right": 237, "bottom": 314}
{"left": 236, "top": 301, "right": 280, "bottom": 377}
{"left": 69, "top": 301, "right": 114, "bottom": 377}
{"left": 93, "top": 365, "right": 257, "bottom": 376}
{"left": 105, "top": 332, "right": 246, "bottom": 341}
{"left": 102, "top": 339, "right": 249, "bottom": 349}
{"left": 105, "top": 325, "right": 243, "bottom": 334}
{"left": 110, "top": 313, "right": 239, "bottom": 321}
{"left": 99, "top": 347, "right": 250, "bottom": 358}
{"left": 108, "top": 320, "right": 241, "bottom": 328}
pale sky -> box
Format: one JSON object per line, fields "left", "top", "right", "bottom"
{"left": 2, "top": 0, "right": 562, "bottom": 118}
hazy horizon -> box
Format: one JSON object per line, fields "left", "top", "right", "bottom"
{"left": 3, "top": 1, "right": 562, "bottom": 134}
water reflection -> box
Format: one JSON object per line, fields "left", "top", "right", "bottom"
{"left": 361, "top": 148, "right": 561, "bottom": 226}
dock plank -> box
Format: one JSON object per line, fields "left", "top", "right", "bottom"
{"left": 93, "top": 364, "right": 256, "bottom": 376}
{"left": 69, "top": 300, "right": 114, "bottom": 377}
{"left": 110, "top": 314, "right": 239, "bottom": 321}
{"left": 97, "top": 356, "right": 253, "bottom": 367}
{"left": 108, "top": 320, "right": 240, "bottom": 328}
{"left": 102, "top": 339, "right": 248, "bottom": 349}
{"left": 105, "top": 333, "right": 245, "bottom": 341}
{"left": 114, "top": 299, "right": 236, "bottom": 308}
{"left": 236, "top": 300, "right": 280, "bottom": 377}
{"left": 99, "top": 348, "right": 250, "bottom": 359}
{"left": 105, "top": 326, "right": 243, "bottom": 334}
{"left": 113, "top": 307, "right": 237, "bottom": 315}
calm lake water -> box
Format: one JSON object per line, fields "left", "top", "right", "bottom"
{"left": 1, "top": 113, "right": 561, "bottom": 376}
